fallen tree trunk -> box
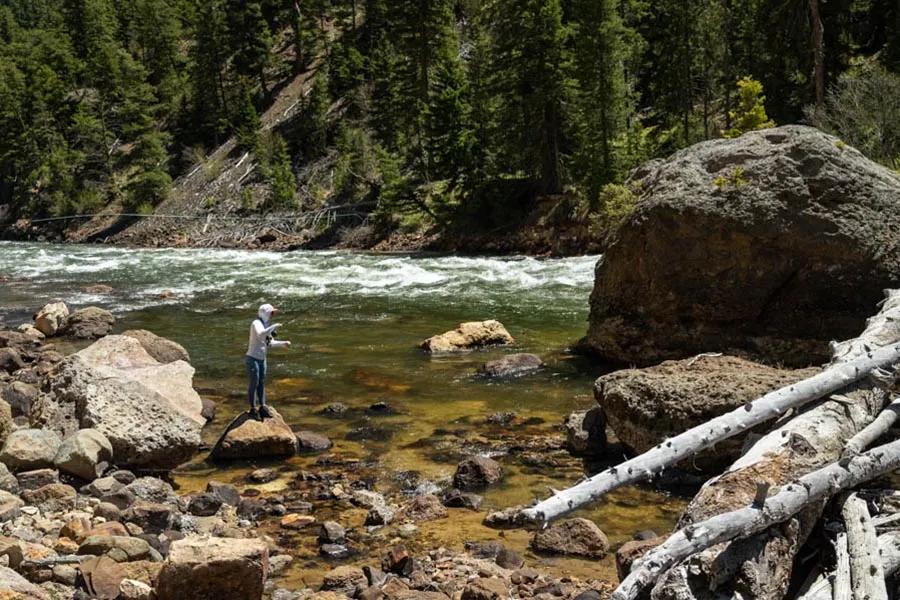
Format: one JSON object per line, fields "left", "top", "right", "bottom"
{"left": 520, "top": 290, "right": 900, "bottom": 525}
{"left": 842, "top": 493, "right": 888, "bottom": 600}
{"left": 797, "top": 531, "right": 900, "bottom": 600}
{"left": 843, "top": 397, "right": 900, "bottom": 459}
{"left": 613, "top": 437, "right": 900, "bottom": 600}
{"left": 650, "top": 292, "right": 900, "bottom": 600}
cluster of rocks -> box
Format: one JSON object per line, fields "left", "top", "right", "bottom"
{"left": 420, "top": 321, "right": 545, "bottom": 380}
{"left": 33, "top": 301, "right": 115, "bottom": 340}
{"left": 302, "top": 543, "right": 613, "bottom": 600}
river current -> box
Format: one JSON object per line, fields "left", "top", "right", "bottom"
{"left": 0, "top": 242, "right": 684, "bottom": 585}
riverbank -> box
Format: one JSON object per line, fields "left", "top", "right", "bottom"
{"left": 3, "top": 194, "right": 608, "bottom": 257}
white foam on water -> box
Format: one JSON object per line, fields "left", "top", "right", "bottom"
{"left": 0, "top": 242, "right": 600, "bottom": 313}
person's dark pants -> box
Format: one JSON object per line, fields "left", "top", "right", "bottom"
{"left": 245, "top": 356, "right": 267, "bottom": 410}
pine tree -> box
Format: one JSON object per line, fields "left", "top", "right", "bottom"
{"left": 189, "top": 0, "right": 231, "bottom": 143}
{"left": 234, "top": 82, "right": 262, "bottom": 150}
{"left": 491, "top": 0, "right": 570, "bottom": 195}
{"left": 571, "top": 0, "right": 637, "bottom": 200}
{"left": 724, "top": 76, "right": 775, "bottom": 138}
{"left": 227, "top": 0, "right": 273, "bottom": 96}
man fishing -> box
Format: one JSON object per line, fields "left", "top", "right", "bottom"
{"left": 246, "top": 303, "right": 291, "bottom": 420}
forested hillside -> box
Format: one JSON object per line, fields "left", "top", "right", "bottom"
{"left": 1, "top": 0, "right": 898, "bottom": 248}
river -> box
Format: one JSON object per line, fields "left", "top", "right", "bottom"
{"left": 0, "top": 242, "right": 686, "bottom": 586}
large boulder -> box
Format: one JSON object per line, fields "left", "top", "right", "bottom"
{"left": 54, "top": 428, "right": 114, "bottom": 480}
{"left": 0, "top": 428, "right": 61, "bottom": 472}
{"left": 596, "top": 355, "right": 819, "bottom": 469}
{"left": 65, "top": 306, "right": 115, "bottom": 339}
{"left": 420, "top": 321, "right": 514, "bottom": 353}
{"left": 32, "top": 335, "right": 204, "bottom": 470}
{"left": 156, "top": 536, "right": 269, "bottom": 600}
{"left": 122, "top": 329, "right": 191, "bottom": 364}
{"left": 584, "top": 125, "right": 900, "bottom": 367}
{"left": 210, "top": 408, "right": 298, "bottom": 460}
{"left": 34, "top": 301, "right": 69, "bottom": 337}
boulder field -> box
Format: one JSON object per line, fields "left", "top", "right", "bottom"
{"left": 32, "top": 335, "right": 204, "bottom": 470}
{"left": 583, "top": 125, "right": 900, "bottom": 367}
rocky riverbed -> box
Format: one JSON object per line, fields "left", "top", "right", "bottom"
{"left": 0, "top": 299, "right": 691, "bottom": 600}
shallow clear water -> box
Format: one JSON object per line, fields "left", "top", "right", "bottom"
{"left": 0, "top": 241, "right": 685, "bottom": 585}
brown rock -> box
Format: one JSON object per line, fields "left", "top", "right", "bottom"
{"left": 396, "top": 494, "right": 447, "bottom": 522}
{"left": 530, "top": 518, "right": 609, "bottom": 559}
{"left": 584, "top": 125, "right": 900, "bottom": 367}
{"left": 477, "top": 353, "right": 543, "bottom": 378}
{"left": 321, "top": 565, "right": 367, "bottom": 596}
{"left": 156, "top": 536, "right": 269, "bottom": 600}
{"left": 596, "top": 355, "right": 819, "bottom": 470}
{"left": 420, "top": 321, "right": 514, "bottom": 353}
{"left": 20, "top": 482, "right": 76, "bottom": 512}
{"left": 210, "top": 408, "right": 297, "bottom": 460}
{"left": 461, "top": 578, "right": 509, "bottom": 600}
{"left": 453, "top": 456, "right": 502, "bottom": 490}
{"left": 65, "top": 307, "right": 115, "bottom": 339}
{"left": 78, "top": 535, "right": 157, "bottom": 562}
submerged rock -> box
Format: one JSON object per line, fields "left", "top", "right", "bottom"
{"left": 297, "top": 430, "right": 333, "bottom": 453}
{"left": 596, "top": 354, "right": 819, "bottom": 469}
{"left": 420, "top": 320, "right": 514, "bottom": 353}
{"left": 453, "top": 456, "right": 502, "bottom": 491}
{"left": 530, "top": 518, "right": 609, "bottom": 559}
{"left": 33, "top": 335, "right": 204, "bottom": 470}
{"left": 210, "top": 408, "right": 297, "bottom": 460}
{"left": 584, "top": 125, "right": 900, "bottom": 367}
{"left": 477, "top": 353, "right": 543, "bottom": 378}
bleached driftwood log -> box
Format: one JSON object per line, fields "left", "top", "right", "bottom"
{"left": 651, "top": 291, "right": 900, "bottom": 600}
{"left": 842, "top": 493, "right": 888, "bottom": 600}
{"left": 612, "top": 437, "right": 900, "bottom": 600}
{"left": 835, "top": 532, "right": 853, "bottom": 600}
{"left": 843, "top": 397, "right": 900, "bottom": 459}
{"left": 796, "top": 531, "right": 900, "bottom": 600}
{"left": 520, "top": 290, "right": 900, "bottom": 525}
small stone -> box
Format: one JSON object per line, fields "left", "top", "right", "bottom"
{"left": 206, "top": 481, "right": 241, "bottom": 506}
{"left": 616, "top": 537, "right": 663, "bottom": 581}
{"left": 396, "top": 494, "right": 447, "bottom": 522}
{"left": 442, "top": 489, "right": 483, "bottom": 510}
{"left": 572, "top": 591, "right": 603, "bottom": 600}
{"left": 453, "top": 456, "right": 502, "bottom": 491}
{"left": 397, "top": 523, "right": 418, "bottom": 538}
{"left": 461, "top": 577, "right": 509, "bottom": 600}
{"left": 321, "top": 565, "right": 367, "bottom": 596}
{"left": 269, "top": 554, "right": 293, "bottom": 575}
{"left": 382, "top": 544, "right": 413, "bottom": 576}
{"left": 54, "top": 428, "right": 114, "bottom": 480}
{"left": 365, "top": 504, "right": 395, "bottom": 526}
{"left": 281, "top": 513, "right": 316, "bottom": 529}
{"left": 297, "top": 431, "right": 333, "bottom": 453}
{"left": 319, "top": 521, "right": 346, "bottom": 544}
{"left": 119, "top": 578, "right": 154, "bottom": 600}
{"left": 188, "top": 493, "right": 223, "bottom": 516}
{"left": 249, "top": 468, "right": 279, "bottom": 483}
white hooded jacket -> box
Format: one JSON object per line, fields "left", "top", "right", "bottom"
{"left": 246, "top": 304, "right": 289, "bottom": 360}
